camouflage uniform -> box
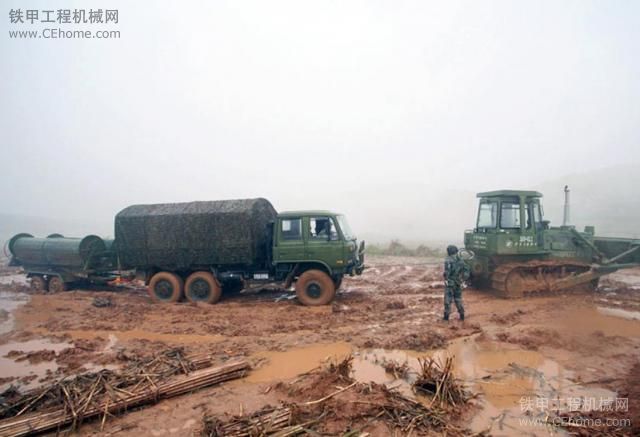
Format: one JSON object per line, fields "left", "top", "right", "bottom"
{"left": 443, "top": 254, "right": 470, "bottom": 320}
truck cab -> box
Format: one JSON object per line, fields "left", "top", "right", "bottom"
{"left": 271, "top": 211, "right": 365, "bottom": 305}
{"left": 273, "top": 211, "right": 364, "bottom": 277}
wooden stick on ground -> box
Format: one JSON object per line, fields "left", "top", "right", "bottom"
{"left": 0, "top": 360, "right": 250, "bottom": 437}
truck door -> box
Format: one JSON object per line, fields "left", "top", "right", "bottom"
{"left": 274, "top": 217, "right": 306, "bottom": 261}
{"left": 305, "top": 216, "right": 343, "bottom": 264}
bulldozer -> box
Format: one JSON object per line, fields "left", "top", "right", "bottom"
{"left": 464, "top": 187, "right": 640, "bottom": 297}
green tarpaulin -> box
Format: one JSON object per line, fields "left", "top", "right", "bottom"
{"left": 114, "top": 198, "right": 277, "bottom": 271}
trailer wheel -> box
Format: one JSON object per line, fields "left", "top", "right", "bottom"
{"left": 48, "top": 276, "right": 67, "bottom": 293}
{"left": 295, "top": 270, "right": 336, "bottom": 306}
{"left": 148, "top": 272, "right": 183, "bottom": 303}
{"left": 185, "top": 272, "right": 222, "bottom": 304}
{"left": 30, "top": 276, "right": 47, "bottom": 293}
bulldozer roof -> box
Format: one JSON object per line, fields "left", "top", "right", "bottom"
{"left": 477, "top": 190, "right": 543, "bottom": 198}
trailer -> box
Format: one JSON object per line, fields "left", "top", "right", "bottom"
{"left": 7, "top": 233, "right": 117, "bottom": 292}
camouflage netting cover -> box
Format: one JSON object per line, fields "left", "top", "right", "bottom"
{"left": 114, "top": 198, "right": 277, "bottom": 271}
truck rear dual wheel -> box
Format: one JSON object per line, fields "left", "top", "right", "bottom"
{"left": 148, "top": 272, "right": 183, "bottom": 303}
{"left": 185, "top": 272, "right": 222, "bottom": 304}
{"left": 296, "top": 270, "right": 336, "bottom": 306}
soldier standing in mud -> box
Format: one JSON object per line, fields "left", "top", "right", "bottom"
{"left": 443, "top": 245, "right": 470, "bottom": 321}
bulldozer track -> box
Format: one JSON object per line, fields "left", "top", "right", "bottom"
{"left": 490, "top": 260, "right": 595, "bottom": 298}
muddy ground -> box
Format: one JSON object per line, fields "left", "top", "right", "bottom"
{"left": 0, "top": 256, "right": 639, "bottom": 436}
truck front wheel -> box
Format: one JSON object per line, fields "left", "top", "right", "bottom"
{"left": 148, "top": 272, "right": 183, "bottom": 303}
{"left": 185, "top": 272, "right": 222, "bottom": 304}
{"left": 295, "top": 270, "right": 336, "bottom": 306}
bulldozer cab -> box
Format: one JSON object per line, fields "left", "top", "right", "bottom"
{"left": 464, "top": 187, "right": 640, "bottom": 296}
{"left": 466, "top": 190, "right": 547, "bottom": 255}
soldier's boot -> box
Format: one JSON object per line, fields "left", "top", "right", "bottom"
{"left": 443, "top": 313, "right": 449, "bottom": 322}
{"left": 459, "top": 312, "right": 465, "bottom": 321}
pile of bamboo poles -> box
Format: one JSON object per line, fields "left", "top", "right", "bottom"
{"left": 200, "top": 382, "right": 464, "bottom": 436}
{"left": 0, "top": 349, "right": 249, "bottom": 437}
{"left": 377, "top": 384, "right": 453, "bottom": 432}
{"left": 199, "top": 355, "right": 474, "bottom": 437}
{"left": 201, "top": 405, "right": 296, "bottom": 437}
{"left": 413, "top": 356, "right": 469, "bottom": 407}
{"left": 0, "top": 348, "right": 216, "bottom": 420}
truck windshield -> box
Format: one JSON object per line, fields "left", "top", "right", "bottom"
{"left": 336, "top": 215, "right": 354, "bottom": 240}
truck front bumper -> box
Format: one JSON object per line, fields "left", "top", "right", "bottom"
{"left": 349, "top": 240, "right": 366, "bottom": 276}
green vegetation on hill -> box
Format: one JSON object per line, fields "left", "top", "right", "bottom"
{"left": 366, "top": 240, "right": 444, "bottom": 257}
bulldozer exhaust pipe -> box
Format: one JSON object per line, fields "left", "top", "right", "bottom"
{"left": 563, "top": 185, "right": 570, "bottom": 226}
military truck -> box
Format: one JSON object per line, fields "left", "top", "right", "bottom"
{"left": 8, "top": 198, "right": 364, "bottom": 306}
{"left": 464, "top": 188, "right": 640, "bottom": 297}
{"left": 7, "top": 234, "right": 117, "bottom": 292}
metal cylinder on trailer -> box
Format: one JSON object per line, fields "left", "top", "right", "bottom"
{"left": 8, "top": 233, "right": 109, "bottom": 269}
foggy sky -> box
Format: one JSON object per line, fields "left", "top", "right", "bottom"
{"left": 1, "top": 1, "right": 639, "bottom": 242}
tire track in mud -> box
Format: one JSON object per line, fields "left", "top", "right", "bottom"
{"left": 346, "top": 259, "right": 442, "bottom": 295}
{"left": 378, "top": 265, "right": 398, "bottom": 278}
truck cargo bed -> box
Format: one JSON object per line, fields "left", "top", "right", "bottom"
{"left": 114, "top": 198, "right": 277, "bottom": 271}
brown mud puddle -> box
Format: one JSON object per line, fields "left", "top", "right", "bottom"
{"left": 0, "top": 329, "right": 215, "bottom": 392}
{"left": 557, "top": 305, "right": 640, "bottom": 337}
{"left": 247, "top": 334, "right": 619, "bottom": 435}
{"left": 0, "top": 338, "right": 69, "bottom": 390}
{"left": 0, "top": 291, "right": 29, "bottom": 335}
{"left": 53, "top": 329, "right": 225, "bottom": 345}
{"left": 445, "top": 337, "right": 616, "bottom": 435}
{"left": 597, "top": 306, "right": 640, "bottom": 321}
{"left": 247, "top": 342, "right": 352, "bottom": 383}
{"left": 0, "top": 337, "right": 121, "bottom": 392}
